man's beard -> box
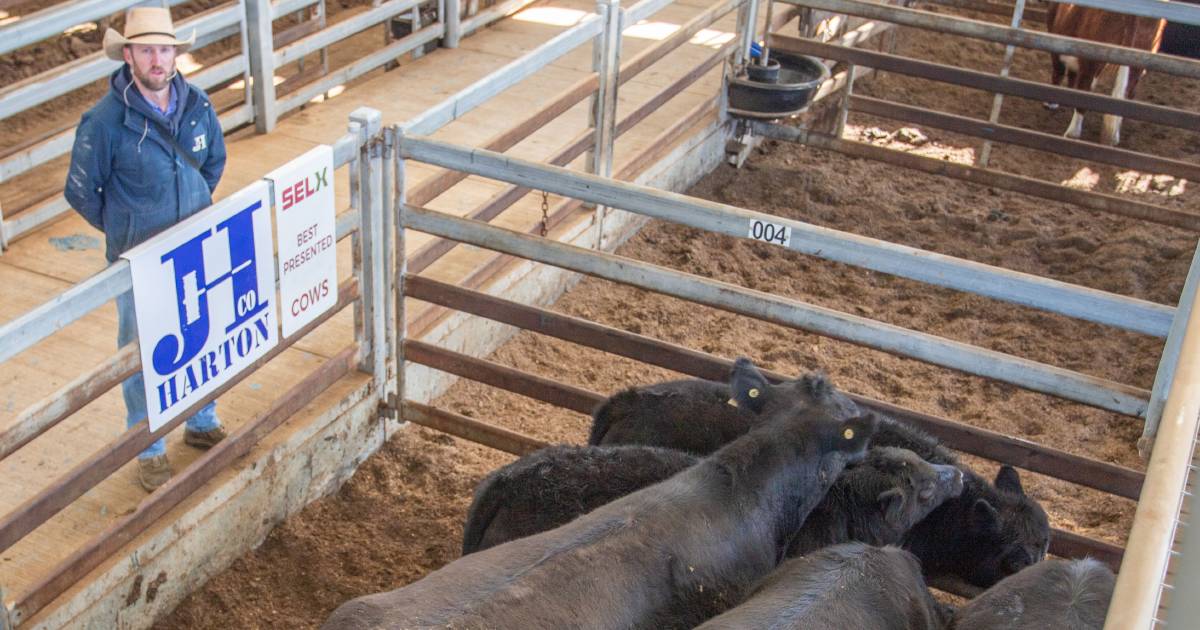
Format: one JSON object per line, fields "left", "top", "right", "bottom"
{"left": 133, "top": 64, "right": 173, "bottom": 92}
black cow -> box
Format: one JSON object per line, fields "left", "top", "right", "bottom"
{"left": 460, "top": 444, "right": 697, "bottom": 555}
{"left": 697, "top": 543, "right": 948, "bottom": 630}
{"left": 873, "top": 418, "right": 1050, "bottom": 590}
{"left": 461, "top": 443, "right": 962, "bottom": 557}
{"left": 589, "top": 361, "right": 860, "bottom": 454}
{"left": 322, "top": 359, "right": 877, "bottom": 630}
{"left": 787, "top": 446, "right": 963, "bottom": 557}
{"left": 588, "top": 361, "right": 1050, "bottom": 589}
{"left": 950, "top": 558, "right": 1115, "bottom": 629}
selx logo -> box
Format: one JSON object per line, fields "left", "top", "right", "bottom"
{"left": 281, "top": 166, "right": 329, "bottom": 211}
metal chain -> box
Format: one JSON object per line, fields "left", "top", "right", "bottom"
{"left": 539, "top": 190, "right": 550, "bottom": 237}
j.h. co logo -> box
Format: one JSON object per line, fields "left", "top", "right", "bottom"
{"left": 124, "top": 183, "right": 278, "bottom": 429}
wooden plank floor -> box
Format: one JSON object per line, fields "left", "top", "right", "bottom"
{"left": 0, "top": 0, "right": 742, "bottom": 606}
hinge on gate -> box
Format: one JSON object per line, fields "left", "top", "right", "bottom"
{"left": 379, "top": 392, "right": 400, "bottom": 421}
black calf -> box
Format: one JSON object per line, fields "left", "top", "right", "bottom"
{"left": 951, "top": 558, "right": 1114, "bottom": 629}
{"left": 323, "top": 359, "right": 876, "bottom": 630}
{"left": 697, "top": 543, "right": 947, "bottom": 630}
{"left": 460, "top": 444, "right": 697, "bottom": 555}
{"left": 461, "top": 444, "right": 961, "bottom": 559}
{"left": 589, "top": 359, "right": 860, "bottom": 454}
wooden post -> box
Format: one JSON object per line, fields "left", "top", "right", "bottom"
{"left": 244, "top": 0, "right": 278, "bottom": 133}
{"left": 977, "top": 0, "right": 1026, "bottom": 167}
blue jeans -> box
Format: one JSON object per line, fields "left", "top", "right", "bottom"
{"left": 117, "top": 291, "right": 220, "bottom": 459}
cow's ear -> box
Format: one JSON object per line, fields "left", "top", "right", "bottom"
{"left": 878, "top": 488, "right": 908, "bottom": 527}
{"left": 836, "top": 413, "right": 877, "bottom": 452}
{"left": 729, "top": 357, "right": 771, "bottom": 413}
{"left": 995, "top": 465, "right": 1024, "bottom": 494}
{"left": 801, "top": 372, "right": 835, "bottom": 400}
{"left": 971, "top": 498, "right": 1001, "bottom": 533}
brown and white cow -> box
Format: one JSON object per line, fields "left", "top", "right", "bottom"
{"left": 1045, "top": 4, "right": 1166, "bottom": 146}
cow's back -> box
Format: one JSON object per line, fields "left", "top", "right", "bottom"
{"left": 323, "top": 470, "right": 765, "bottom": 630}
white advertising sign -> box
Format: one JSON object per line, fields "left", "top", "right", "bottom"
{"left": 266, "top": 145, "right": 338, "bottom": 338}
{"left": 122, "top": 182, "right": 279, "bottom": 431}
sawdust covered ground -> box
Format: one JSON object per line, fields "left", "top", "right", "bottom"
{"left": 160, "top": 7, "right": 1199, "bottom": 629}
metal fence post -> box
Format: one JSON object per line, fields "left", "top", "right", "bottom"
{"left": 1140, "top": 239, "right": 1200, "bottom": 458}
{"left": 245, "top": 0, "right": 279, "bottom": 133}
{"left": 589, "top": 0, "right": 622, "bottom": 250}
{"left": 392, "top": 124, "right": 409, "bottom": 436}
{"left": 740, "top": 0, "right": 761, "bottom": 68}
{"left": 834, "top": 62, "right": 856, "bottom": 137}
{"left": 733, "top": 0, "right": 751, "bottom": 69}
{"left": 0, "top": 586, "right": 12, "bottom": 630}
{"left": 380, "top": 124, "right": 399, "bottom": 420}
{"left": 350, "top": 109, "right": 385, "bottom": 394}
{"left": 977, "top": 0, "right": 1026, "bottom": 167}
{"left": 445, "top": 0, "right": 462, "bottom": 47}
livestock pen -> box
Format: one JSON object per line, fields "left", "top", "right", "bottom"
{"left": 0, "top": 0, "right": 762, "bottom": 625}
{"left": 1, "top": 0, "right": 1198, "bottom": 627}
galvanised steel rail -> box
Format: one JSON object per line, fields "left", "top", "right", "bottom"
{"left": 0, "top": 130, "right": 364, "bottom": 366}
{"left": 782, "top": 0, "right": 1200, "bottom": 79}
{"left": 398, "top": 137, "right": 1175, "bottom": 339}
{"left": 398, "top": 197, "right": 1149, "bottom": 416}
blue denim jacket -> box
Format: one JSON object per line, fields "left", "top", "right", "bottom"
{"left": 65, "top": 66, "right": 227, "bottom": 262}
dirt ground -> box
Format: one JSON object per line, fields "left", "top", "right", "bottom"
{"left": 73, "top": 4, "right": 1200, "bottom": 630}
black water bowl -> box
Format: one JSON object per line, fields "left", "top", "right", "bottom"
{"left": 727, "top": 52, "right": 830, "bottom": 119}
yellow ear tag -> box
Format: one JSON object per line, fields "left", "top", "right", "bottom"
{"left": 843, "top": 428, "right": 855, "bottom": 440}
{"left": 748, "top": 388, "right": 760, "bottom": 399}
{"left": 727, "top": 398, "right": 739, "bottom": 407}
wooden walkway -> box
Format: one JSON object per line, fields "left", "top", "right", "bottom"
{"left": 0, "top": 0, "right": 738, "bottom": 618}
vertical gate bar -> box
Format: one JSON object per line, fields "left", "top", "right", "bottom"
{"left": 349, "top": 120, "right": 365, "bottom": 361}
{"left": 380, "top": 125, "right": 398, "bottom": 414}
{"left": 0, "top": 205, "right": 8, "bottom": 254}
{"left": 834, "top": 61, "right": 856, "bottom": 137}
{"left": 733, "top": 0, "right": 750, "bottom": 68}
{"left": 591, "top": 0, "right": 623, "bottom": 250}
{"left": 0, "top": 585, "right": 11, "bottom": 630}
{"left": 393, "top": 125, "right": 409, "bottom": 436}
{"left": 245, "top": 0, "right": 279, "bottom": 133}
{"left": 237, "top": 0, "right": 255, "bottom": 129}
{"left": 741, "top": 0, "right": 762, "bottom": 67}
{"left": 318, "top": 0, "right": 329, "bottom": 76}
{"left": 410, "top": 1, "right": 427, "bottom": 60}
{"left": 1141, "top": 239, "right": 1200, "bottom": 458}
{"left": 977, "top": 0, "right": 1026, "bottom": 167}
{"left": 445, "top": 0, "right": 462, "bottom": 47}
{"left": 350, "top": 108, "right": 383, "bottom": 380}
{"left": 760, "top": 0, "right": 776, "bottom": 65}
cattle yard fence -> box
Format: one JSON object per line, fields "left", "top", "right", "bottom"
{"left": 2, "top": 0, "right": 1198, "bottom": 626}
{"left": 0, "top": 0, "right": 754, "bottom": 623}
{"left": 0, "top": 0, "right": 534, "bottom": 251}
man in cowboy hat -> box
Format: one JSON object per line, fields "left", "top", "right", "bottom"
{"left": 65, "top": 7, "right": 228, "bottom": 492}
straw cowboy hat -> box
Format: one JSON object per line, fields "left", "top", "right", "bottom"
{"left": 102, "top": 7, "right": 195, "bottom": 62}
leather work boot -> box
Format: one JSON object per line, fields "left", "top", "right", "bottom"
{"left": 184, "top": 426, "right": 228, "bottom": 450}
{"left": 138, "top": 455, "right": 172, "bottom": 492}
